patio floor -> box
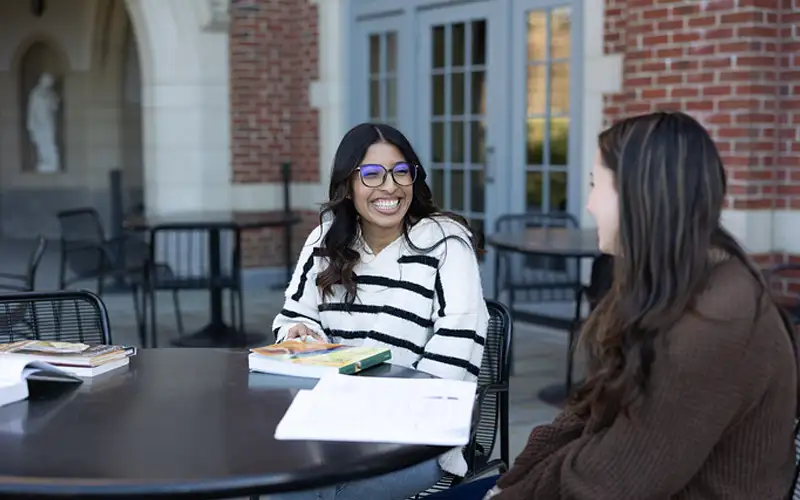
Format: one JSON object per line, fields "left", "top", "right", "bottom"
{"left": 1, "top": 237, "right": 573, "bottom": 496}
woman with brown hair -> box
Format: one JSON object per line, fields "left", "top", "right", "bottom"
{"left": 428, "top": 111, "right": 799, "bottom": 499}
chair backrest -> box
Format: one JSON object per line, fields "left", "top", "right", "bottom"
{"left": 57, "top": 208, "right": 106, "bottom": 244}
{"left": 0, "top": 290, "right": 112, "bottom": 345}
{"left": 24, "top": 236, "right": 48, "bottom": 291}
{"left": 148, "top": 226, "right": 241, "bottom": 285}
{"left": 57, "top": 208, "right": 112, "bottom": 278}
{"left": 494, "top": 211, "right": 581, "bottom": 303}
{"left": 468, "top": 299, "right": 513, "bottom": 471}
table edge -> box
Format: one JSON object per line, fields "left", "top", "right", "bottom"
{"left": 0, "top": 443, "right": 447, "bottom": 498}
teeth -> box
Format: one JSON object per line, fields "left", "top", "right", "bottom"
{"left": 373, "top": 199, "right": 399, "bottom": 209}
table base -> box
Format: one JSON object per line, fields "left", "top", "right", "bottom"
{"left": 171, "top": 323, "right": 269, "bottom": 348}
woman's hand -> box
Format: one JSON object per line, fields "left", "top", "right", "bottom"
{"left": 285, "top": 324, "right": 326, "bottom": 343}
{"left": 482, "top": 485, "right": 502, "bottom": 500}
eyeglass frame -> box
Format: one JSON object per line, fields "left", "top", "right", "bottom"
{"left": 353, "top": 162, "right": 419, "bottom": 188}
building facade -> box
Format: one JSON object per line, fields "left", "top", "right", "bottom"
{"left": 231, "top": 0, "right": 799, "bottom": 284}
{"left": 0, "top": 0, "right": 796, "bottom": 289}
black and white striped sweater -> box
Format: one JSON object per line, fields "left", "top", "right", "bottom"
{"left": 272, "top": 216, "right": 489, "bottom": 475}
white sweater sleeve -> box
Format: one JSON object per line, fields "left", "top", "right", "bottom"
{"left": 416, "top": 236, "right": 489, "bottom": 381}
{"left": 272, "top": 226, "right": 328, "bottom": 342}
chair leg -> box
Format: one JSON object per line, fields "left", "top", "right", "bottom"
{"left": 172, "top": 290, "right": 184, "bottom": 338}
{"left": 131, "top": 284, "right": 147, "bottom": 348}
{"left": 237, "top": 286, "right": 245, "bottom": 335}
{"left": 565, "top": 326, "right": 575, "bottom": 393}
{"left": 229, "top": 289, "right": 236, "bottom": 330}
{"left": 149, "top": 288, "right": 158, "bottom": 348}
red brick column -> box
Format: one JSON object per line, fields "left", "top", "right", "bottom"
{"left": 603, "top": 0, "right": 797, "bottom": 254}
{"left": 229, "top": 0, "right": 322, "bottom": 269}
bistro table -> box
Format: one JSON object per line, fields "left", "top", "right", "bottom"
{"left": 487, "top": 227, "right": 602, "bottom": 406}
{"left": 126, "top": 211, "right": 301, "bottom": 348}
{"left": 0, "top": 349, "right": 448, "bottom": 499}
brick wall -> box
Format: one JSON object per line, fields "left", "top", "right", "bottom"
{"left": 229, "top": 0, "right": 320, "bottom": 184}
{"left": 229, "top": 0, "right": 321, "bottom": 270}
{"left": 602, "top": 0, "right": 800, "bottom": 293}
{"left": 603, "top": 0, "right": 798, "bottom": 211}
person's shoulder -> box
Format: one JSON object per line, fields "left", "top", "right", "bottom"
{"left": 670, "top": 257, "right": 785, "bottom": 359}
{"left": 410, "top": 214, "right": 474, "bottom": 244}
{"left": 301, "top": 220, "right": 331, "bottom": 248}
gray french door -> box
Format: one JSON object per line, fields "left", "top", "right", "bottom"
{"left": 416, "top": 3, "right": 505, "bottom": 253}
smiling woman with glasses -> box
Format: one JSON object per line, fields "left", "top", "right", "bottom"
{"left": 270, "top": 122, "right": 490, "bottom": 500}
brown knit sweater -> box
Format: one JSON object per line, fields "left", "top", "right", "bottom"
{"left": 495, "top": 258, "right": 798, "bottom": 499}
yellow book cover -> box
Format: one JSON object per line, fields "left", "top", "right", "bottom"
{"left": 249, "top": 340, "right": 391, "bottom": 377}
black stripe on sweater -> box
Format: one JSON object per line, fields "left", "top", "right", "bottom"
{"left": 290, "top": 252, "right": 316, "bottom": 302}
{"left": 434, "top": 270, "right": 446, "bottom": 317}
{"left": 324, "top": 329, "right": 425, "bottom": 355}
{"left": 435, "top": 328, "right": 485, "bottom": 347}
{"left": 276, "top": 308, "right": 323, "bottom": 328}
{"left": 398, "top": 255, "right": 440, "bottom": 268}
{"left": 422, "top": 352, "right": 481, "bottom": 377}
{"left": 318, "top": 303, "right": 434, "bottom": 328}
{"left": 355, "top": 275, "right": 434, "bottom": 300}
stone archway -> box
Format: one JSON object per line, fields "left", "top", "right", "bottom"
{"left": 122, "top": 0, "right": 231, "bottom": 216}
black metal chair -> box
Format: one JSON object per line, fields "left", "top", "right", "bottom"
{"left": 493, "top": 212, "right": 583, "bottom": 383}
{"left": 412, "top": 299, "right": 513, "bottom": 498}
{"left": 764, "top": 264, "right": 800, "bottom": 325}
{"left": 142, "top": 226, "right": 243, "bottom": 348}
{"left": 57, "top": 208, "right": 145, "bottom": 294}
{"left": 0, "top": 236, "right": 47, "bottom": 292}
{"left": 0, "top": 290, "right": 112, "bottom": 345}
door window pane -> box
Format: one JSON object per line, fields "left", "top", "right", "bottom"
{"left": 550, "top": 8, "right": 571, "bottom": 60}
{"left": 549, "top": 171, "right": 568, "bottom": 211}
{"left": 430, "top": 168, "right": 445, "bottom": 205}
{"left": 471, "top": 21, "right": 486, "bottom": 65}
{"left": 386, "top": 32, "right": 398, "bottom": 72}
{"left": 433, "top": 26, "right": 446, "bottom": 68}
{"left": 366, "top": 30, "right": 399, "bottom": 124}
{"left": 451, "top": 170, "right": 465, "bottom": 211}
{"left": 526, "top": 171, "right": 543, "bottom": 211}
{"left": 452, "top": 23, "right": 466, "bottom": 67}
{"left": 550, "top": 118, "right": 569, "bottom": 165}
{"left": 452, "top": 72, "right": 466, "bottom": 116}
{"left": 470, "top": 170, "right": 485, "bottom": 212}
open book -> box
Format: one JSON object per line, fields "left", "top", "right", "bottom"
{"left": 249, "top": 339, "right": 391, "bottom": 379}
{"left": 275, "top": 374, "right": 477, "bottom": 446}
{"left": 0, "top": 354, "right": 83, "bottom": 409}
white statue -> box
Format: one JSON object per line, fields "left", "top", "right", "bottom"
{"left": 26, "top": 72, "right": 60, "bottom": 173}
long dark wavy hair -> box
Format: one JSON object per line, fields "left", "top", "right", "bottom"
{"left": 315, "top": 123, "right": 481, "bottom": 304}
{"left": 569, "top": 111, "right": 796, "bottom": 427}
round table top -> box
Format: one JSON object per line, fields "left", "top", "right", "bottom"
{"left": 125, "top": 210, "right": 301, "bottom": 230}
{"left": 488, "top": 227, "right": 602, "bottom": 258}
{"left": 0, "top": 349, "right": 447, "bottom": 499}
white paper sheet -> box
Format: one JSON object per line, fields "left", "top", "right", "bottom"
{"left": 274, "top": 374, "right": 477, "bottom": 447}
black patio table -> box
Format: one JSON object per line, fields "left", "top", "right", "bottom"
{"left": 487, "top": 227, "right": 602, "bottom": 406}
{"left": 126, "top": 211, "right": 301, "bottom": 348}
{"left": 0, "top": 348, "right": 448, "bottom": 499}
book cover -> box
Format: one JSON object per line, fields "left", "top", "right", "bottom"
{"left": 249, "top": 340, "right": 392, "bottom": 377}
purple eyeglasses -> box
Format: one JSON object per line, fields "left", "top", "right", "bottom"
{"left": 355, "top": 162, "right": 418, "bottom": 188}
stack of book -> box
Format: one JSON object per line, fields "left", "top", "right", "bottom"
{"left": 0, "top": 340, "right": 135, "bottom": 378}
{"left": 248, "top": 339, "right": 391, "bottom": 378}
